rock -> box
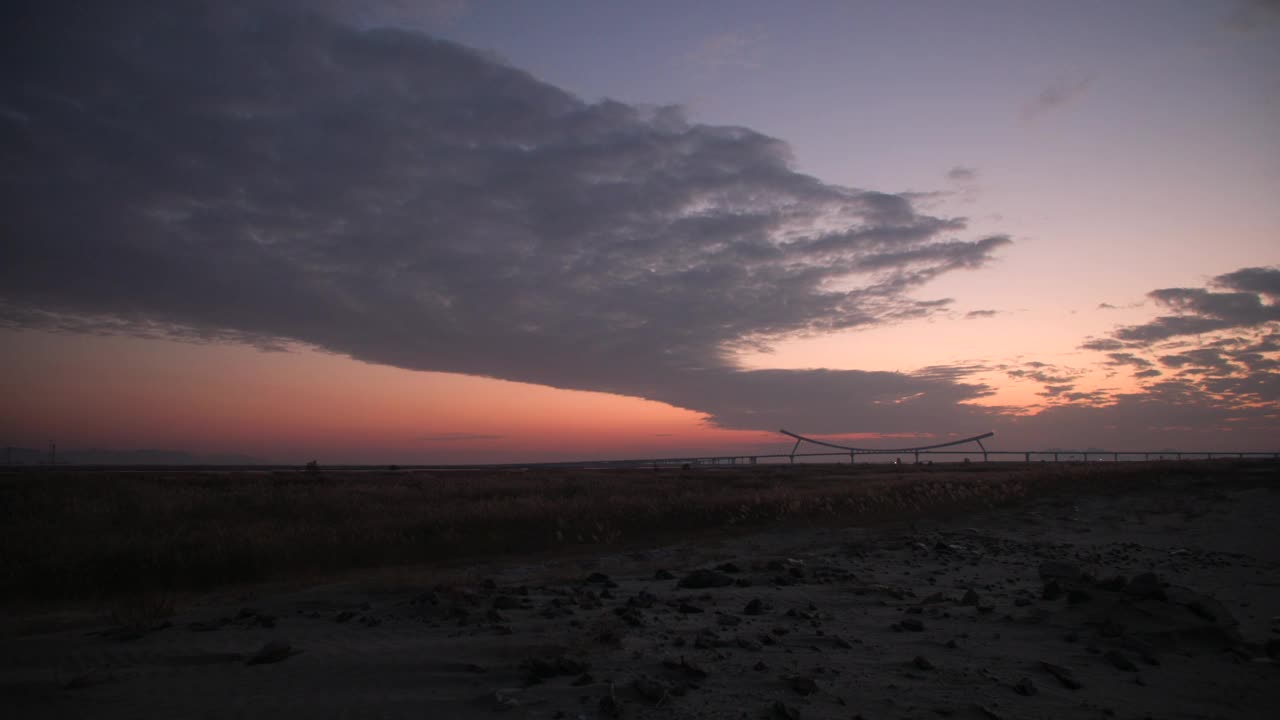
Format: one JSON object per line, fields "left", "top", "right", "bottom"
{"left": 1097, "top": 575, "right": 1128, "bottom": 592}
{"left": 1104, "top": 649, "right": 1137, "bottom": 672}
{"left": 246, "top": 640, "right": 297, "bottom": 665}
{"left": 744, "top": 598, "right": 768, "bottom": 615}
{"left": 678, "top": 569, "right": 735, "bottom": 589}
{"left": 1042, "top": 580, "right": 1063, "bottom": 601}
{"left": 913, "top": 655, "right": 935, "bottom": 671}
{"left": 1067, "top": 588, "right": 1092, "bottom": 605}
{"left": 585, "top": 572, "right": 617, "bottom": 587}
{"left": 333, "top": 610, "right": 356, "bottom": 623}
{"left": 754, "top": 660, "right": 769, "bottom": 671}
{"left": 627, "top": 590, "right": 657, "bottom": 609}
{"left": 654, "top": 569, "right": 675, "bottom": 580}
{"left": 976, "top": 704, "right": 1005, "bottom": 719}
{"left": 1124, "top": 573, "right": 1166, "bottom": 601}
{"left": 1013, "top": 677, "right": 1037, "bottom": 696}
{"left": 716, "top": 562, "right": 742, "bottom": 574}
{"left": 694, "top": 629, "right": 720, "bottom": 649}
{"left": 614, "top": 607, "right": 644, "bottom": 627}
{"left": 678, "top": 601, "right": 703, "bottom": 614}
{"left": 1039, "top": 561, "right": 1083, "bottom": 583}
{"left": 493, "top": 595, "right": 522, "bottom": 610}
{"left": 598, "top": 694, "right": 622, "bottom": 717}
{"left": 772, "top": 700, "right": 801, "bottom": 719}
{"left": 961, "top": 588, "right": 981, "bottom": 606}
{"left": 522, "top": 655, "right": 590, "bottom": 683}
{"left": 737, "top": 637, "right": 764, "bottom": 651}
{"left": 788, "top": 675, "right": 819, "bottom": 695}
{"left": 632, "top": 675, "right": 670, "bottom": 703}
{"left": 1040, "top": 661, "right": 1082, "bottom": 689}
{"left": 662, "top": 656, "right": 708, "bottom": 679}
{"left": 900, "top": 617, "right": 924, "bottom": 632}
{"left": 833, "top": 635, "right": 853, "bottom": 649}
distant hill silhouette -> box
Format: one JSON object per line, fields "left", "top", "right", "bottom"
{"left": 2, "top": 447, "right": 263, "bottom": 465}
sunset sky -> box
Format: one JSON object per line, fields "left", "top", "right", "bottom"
{"left": 2, "top": 0, "right": 1278, "bottom": 463}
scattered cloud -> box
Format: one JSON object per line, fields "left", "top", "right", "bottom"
{"left": 1223, "top": 0, "right": 1280, "bottom": 32}
{"left": 1, "top": 1, "right": 1011, "bottom": 437}
{"left": 1022, "top": 73, "right": 1096, "bottom": 123}
{"left": 682, "top": 29, "right": 767, "bottom": 73}
{"left": 1108, "top": 267, "right": 1280, "bottom": 345}
{"left": 1104, "top": 352, "right": 1154, "bottom": 369}
{"left": 964, "top": 309, "right": 999, "bottom": 319}
{"left": 946, "top": 166, "right": 977, "bottom": 183}
{"left": 1075, "top": 267, "right": 1279, "bottom": 430}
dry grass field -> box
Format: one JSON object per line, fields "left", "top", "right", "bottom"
{"left": 0, "top": 460, "right": 1254, "bottom": 609}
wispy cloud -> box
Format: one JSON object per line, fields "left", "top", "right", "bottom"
{"left": 1022, "top": 73, "right": 1096, "bottom": 124}
{"left": 682, "top": 29, "right": 767, "bottom": 73}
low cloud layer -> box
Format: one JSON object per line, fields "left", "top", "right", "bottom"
{"left": 2, "top": 1, "right": 1009, "bottom": 436}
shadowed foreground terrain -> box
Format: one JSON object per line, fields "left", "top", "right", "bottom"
{"left": 2, "top": 461, "right": 1278, "bottom": 718}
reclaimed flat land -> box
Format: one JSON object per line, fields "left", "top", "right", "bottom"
{"left": 1, "top": 460, "right": 1278, "bottom": 718}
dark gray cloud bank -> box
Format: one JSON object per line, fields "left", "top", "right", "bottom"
{"left": 1, "top": 0, "right": 1011, "bottom": 436}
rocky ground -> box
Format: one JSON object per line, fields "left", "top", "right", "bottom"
{"left": 3, "top": 466, "right": 1278, "bottom": 719}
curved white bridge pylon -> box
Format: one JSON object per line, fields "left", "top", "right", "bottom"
{"left": 779, "top": 429, "right": 994, "bottom": 462}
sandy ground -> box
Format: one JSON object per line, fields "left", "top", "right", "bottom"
{"left": 3, "top": 466, "right": 1278, "bottom": 720}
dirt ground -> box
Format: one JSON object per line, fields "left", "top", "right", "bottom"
{"left": 3, "top": 465, "right": 1278, "bottom": 719}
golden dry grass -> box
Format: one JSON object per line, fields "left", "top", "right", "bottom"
{"left": 0, "top": 459, "right": 1262, "bottom": 608}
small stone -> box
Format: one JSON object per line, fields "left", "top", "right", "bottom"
{"left": 913, "top": 655, "right": 935, "bottom": 671}
{"left": 1039, "top": 561, "right": 1082, "bottom": 582}
{"left": 1040, "top": 661, "right": 1082, "bottom": 689}
{"left": 1067, "top": 588, "right": 1092, "bottom": 605}
{"left": 1097, "top": 575, "right": 1128, "bottom": 592}
{"left": 1124, "top": 573, "right": 1165, "bottom": 601}
{"left": 772, "top": 700, "right": 801, "bottom": 719}
{"left": 900, "top": 617, "right": 924, "bottom": 632}
{"left": 654, "top": 569, "right": 675, "bottom": 580}
{"left": 246, "top": 640, "right": 296, "bottom": 665}
{"left": 788, "top": 675, "right": 819, "bottom": 695}
{"left": 1041, "top": 581, "right": 1063, "bottom": 601}
{"left": 1104, "top": 649, "right": 1137, "bottom": 672}
{"left": 632, "top": 675, "right": 670, "bottom": 703}
{"left": 678, "top": 569, "right": 735, "bottom": 589}
{"left": 1013, "top": 677, "right": 1037, "bottom": 696}
{"left": 961, "top": 588, "right": 981, "bottom": 606}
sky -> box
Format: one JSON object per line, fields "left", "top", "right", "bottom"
{"left": 2, "top": 0, "right": 1278, "bottom": 463}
